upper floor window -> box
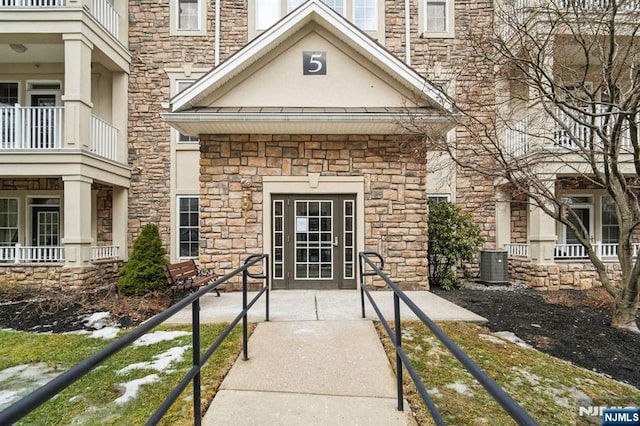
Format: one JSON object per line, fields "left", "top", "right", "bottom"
{"left": 250, "top": 0, "right": 384, "bottom": 41}
{"left": 420, "top": 0, "right": 454, "bottom": 38}
{"left": 171, "top": 0, "right": 207, "bottom": 36}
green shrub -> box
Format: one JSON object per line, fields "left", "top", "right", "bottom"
{"left": 118, "top": 223, "right": 168, "bottom": 296}
{"left": 428, "top": 200, "right": 485, "bottom": 290}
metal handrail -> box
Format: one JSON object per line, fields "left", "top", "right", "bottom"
{"left": 358, "top": 252, "right": 538, "bottom": 426}
{"left": 0, "top": 254, "right": 270, "bottom": 426}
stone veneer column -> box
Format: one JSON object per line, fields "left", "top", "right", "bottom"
{"left": 62, "top": 34, "right": 93, "bottom": 150}
{"left": 62, "top": 175, "right": 93, "bottom": 266}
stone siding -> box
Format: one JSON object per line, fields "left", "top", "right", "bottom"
{"left": 0, "top": 261, "right": 123, "bottom": 294}
{"left": 508, "top": 258, "right": 621, "bottom": 290}
{"left": 199, "top": 134, "right": 428, "bottom": 290}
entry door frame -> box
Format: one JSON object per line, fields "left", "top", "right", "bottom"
{"left": 263, "top": 175, "right": 365, "bottom": 290}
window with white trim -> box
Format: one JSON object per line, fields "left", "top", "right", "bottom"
{"left": 428, "top": 195, "right": 450, "bottom": 205}
{"left": 178, "top": 196, "right": 199, "bottom": 258}
{"left": 420, "top": 0, "right": 454, "bottom": 38}
{"left": 176, "top": 80, "right": 199, "bottom": 142}
{"left": 250, "top": 0, "right": 384, "bottom": 40}
{"left": 0, "top": 198, "right": 18, "bottom": 246}
{"left": 171, "top": 0, "right": 207, "bottom": 36}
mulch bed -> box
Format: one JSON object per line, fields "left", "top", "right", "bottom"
{"left": 432, "top": 285, "right": 640, "bottom": 389}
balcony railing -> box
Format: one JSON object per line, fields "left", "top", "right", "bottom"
{"left": 0, "top": 104, "right": 62, "bottom": 149}
{"left": 0, "top": 244, "right": 64, "bottom": 263}
{"left": 556, "top": 0, "right": 640, "bottom": 11}
{"left": 0, "top": 0, "right": 119, "bottom": 39}
{"left": 505, "top": 242, "right": 640, "bottom": 259}
{"left": 504, "top": 119, "right": 529, "bottom": 157}
{"left": 505, "top": 243, "right": 529, "bottom": 258}
{"left": 90, "top": 114, "right": 117, "bottom": 161}
{"left": 0, "top": 244, "right": 120, "bottom": 263}
{"left": 90, "top": 245, "right": 119, "bottom": 261}
{"left": 0, "top": 105, "right": 118, "bottom": 162}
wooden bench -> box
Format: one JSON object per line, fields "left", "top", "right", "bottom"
{"left": 163, "top": 260, "right": 224, "bottom": 297}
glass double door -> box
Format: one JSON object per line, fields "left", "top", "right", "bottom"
{"left": 272, "top": 195, "right": 356, "bottom": 289}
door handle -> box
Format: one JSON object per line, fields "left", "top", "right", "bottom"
{"left": 333, "top": 236, "right": 339, "bottom": 247}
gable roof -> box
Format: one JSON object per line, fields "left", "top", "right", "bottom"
{"left": 164, "top": 0, "right": 454, "bottom": 135}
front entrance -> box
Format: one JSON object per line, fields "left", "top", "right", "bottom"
{"left": 272, "top": 195, "right": 356, "bottom": 289}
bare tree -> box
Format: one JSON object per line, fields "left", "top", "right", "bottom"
{"left": 413, "top": 0, "right": 640, "bottom": 332}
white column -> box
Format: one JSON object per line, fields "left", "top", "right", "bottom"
{"left": 113, "top": 186, "right": 129, "bottom": 261}
{"left": 62, "top": 175, "right": 93, "bottom": 266}
{"left": 528, "top": 178, "right": 557, "bottom": 265}
{"left": 112, "top": 72, "right": 128, "bottom": 164}
{"left": 62, "top": 34, "right": 93, "bottom": 150}
{"left": 495, "top": 187, "right": 511, "bottom": 249}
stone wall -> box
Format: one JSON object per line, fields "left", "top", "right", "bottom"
{"left": 508, "top": 258, "right": 621, "bottom": 290}
{"left": 199, "top": 134, "right": 428, "bottom": 290}
{"left": 0, "top": 261, "right": 123, "bottom": 294}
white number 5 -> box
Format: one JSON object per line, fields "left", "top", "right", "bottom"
{"left": 308, "top": 53, "right": 323, "bottom": 73}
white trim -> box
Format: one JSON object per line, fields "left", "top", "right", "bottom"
{"left": 262, "top": 175, "right": 365, "bottom": 290}
{"left": 176, "top": 195, "right": 200, "bottom": 260}
{"left": 170, "top": 0, "right": 449, "bottom": 112}
{"left": 0, "top": 81, "right": 21, "bottom": 105}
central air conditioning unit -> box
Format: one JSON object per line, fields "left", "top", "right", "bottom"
{"left": 479, "top": 249, "right": 509, "bottom": 284}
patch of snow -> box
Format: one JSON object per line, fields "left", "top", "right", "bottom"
{"left": 132, "top": 330, "right": 190, "bottom": 347}
{"left": 0, "top": 363, "right": 61, "bottom": 411}
{"left": 114, "top": 374, "right": 159, "bottom": 404}
{"left": 445, "top": 381, "right": 474, "bottom": 397}
{"left": 83, "top": 312, "right": 111, "bottom": 329}
{"left": 428, "top": 387, "right": 443, "bottom": 399}
{"left": 118, "top": 346, "right": 189, "bottom": 374}
{"left": 493, "top": 331, "right": 533, "bottom": 349}
{"left": 478, "top": 333, "right": 506, "bottom": 345}
{"left": 512, "top": 367, "right": 541, "bottom": 386}
{"left": 89, "top": 326, "right": 120, "bottom": 340}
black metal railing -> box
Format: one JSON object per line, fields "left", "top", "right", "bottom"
{"left": 0, "top": 254, "right": 270, "bottom": 426}
{"left": 358, "top": 252, "right": 537, "bottom": 426}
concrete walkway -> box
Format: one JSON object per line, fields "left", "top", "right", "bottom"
{"left": 166, "top": 290, "right": 485, "bottom": 425}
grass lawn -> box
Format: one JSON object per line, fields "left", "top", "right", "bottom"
{"left": 0, "top": 323, "right": 249, "bottom": 425}
{"left": 377, "top": 321, "right": 640, "bottom": 426}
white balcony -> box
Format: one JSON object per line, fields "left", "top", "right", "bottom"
{"left": 0, "top": 104, "right": 119, "bottom": 162}
{"left": 0, "top": 0, "right": 120, "bottom": 39}
{"left": 504, "top": 118, "right": 529, "bottom": 158}
{"left": 0, "top": 244, "right": 64, "bottom": 263}
{"left": 0, "top": 244, "right": 119, "bottom": 263}
{"left": 505, "top": 242, "right": 640, "bottom": 259}
{"left": 556, "top": 0, "right": 640, "bottom": 11}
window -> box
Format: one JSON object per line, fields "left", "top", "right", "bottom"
{"left": 0, "top": 198, "right": 18, "bottom": 246}
{"left": 176, "top": 80, "right": 199, "bottom": 142}
{"left": 420, "top": 0, "right": 454, "bottom": 38}
{"left": 425, "top": 1, "right": 446, "bottom": 32}
{"left": 256, "top": 0, "right": 281, "bottom": 30}
{"left": 250, "top": 0, "right": 383, "bottom": 40}
{"left": 354, "top": 0, "right": 376, "bottom": 31}
{"left": 178, "top": 197, "right": 199, "bottom": 258}
{"left": 601, "top": 196, "right": 619, "bottom": 244}
{"left": 178, "top": 0, "right": 199, "bottom": 30}
{"left": 171, "top": 0, "right": 206, "bottom": 36}
{"left": 428, "top": 195, "right": 450, "bottom": 205}
{"left": 0, "top": 82, "right": 18, "bottom": 105}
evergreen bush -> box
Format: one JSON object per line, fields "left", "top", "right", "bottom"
{"left": 118, "top": 223, "right": 168, "bottom": 296}
{"left": 427, "top": 200, "right": 485, "bottom": 290}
